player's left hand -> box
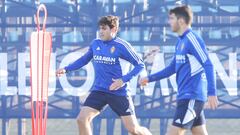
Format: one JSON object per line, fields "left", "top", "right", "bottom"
{"left": 207, "top": 96, "right": 218, "bottom": 110}
{"left": 109, "top": 78, "right": 125, "bottom": 91}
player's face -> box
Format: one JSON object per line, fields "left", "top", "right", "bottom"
{"left": 168, "top": 13, "right": 180, "bottom": 32}
{"left": 99, "top": 25, "right": 115, "bottom": 41}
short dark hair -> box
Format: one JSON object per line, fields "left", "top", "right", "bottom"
{"left": 169, "top": 5, "right": 193, "bottom": 25}
{"left": 98, "top": 15, "right": 119, "bottom": 30}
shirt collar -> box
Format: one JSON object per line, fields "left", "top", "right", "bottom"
{"left": 179, "top": 28, "right": 191, "bottom": 39}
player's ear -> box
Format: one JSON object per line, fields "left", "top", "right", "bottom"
{"left": 178, "top": 18, "right": 185, "bottom": 25}
{"left": 111, "top": 27, "right": 118, "bottom": 34}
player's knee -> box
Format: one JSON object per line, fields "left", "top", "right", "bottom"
{"left": 77, "top": 114, "right": 90, "bottom": 125}
{"left": 141, "top": 127, "right": 152, "bottom": 135}
{"left": 77, "top": 117, "right": 86, "bottom": 126}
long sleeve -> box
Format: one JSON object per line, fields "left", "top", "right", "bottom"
{"left": 148, "top": 56, "right": 176, "bottom": 82}
{"left": 64, "top": 46, "right": 93, "bottom": 72}
{"left": 120, "top": 43, "right": 145, "bottom": 83}
{"left": 187, "top": 34, "right": 216, "bottom": 96}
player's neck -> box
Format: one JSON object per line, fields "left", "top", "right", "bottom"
{"left": 103, "top": 35, "right": 116, "bottom": 43}
{"left": 177, "top": 25, "right": 190, "bottom": 36}
{"left": 107, "top": 33, "right": 117, "bottom": 40}
{"left": 110, "top": 36, "right": 117, "bottom": 40}
{"left": 110, "top": 33, "right": 117, "bottom": 40}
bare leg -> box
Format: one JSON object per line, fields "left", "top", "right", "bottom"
{"left": 166, "top": 125, "right": 186, "bottom": 135}
{"left": 121, "top": 115, "right": 152, "bottom": 135}
{"left": 191, "top": 125, "right": 208, "bottom": 135}
{"left": 76, "top": 106, "right": 100, "bottom": 135}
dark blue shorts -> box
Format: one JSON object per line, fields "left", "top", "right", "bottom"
{"left": 83, "top": 91, "right": 135, "bottom": 116}
{"left": 172, "top": 99, "right": 206, "bottom": 129}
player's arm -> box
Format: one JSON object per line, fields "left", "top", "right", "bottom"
{"left": 120, "top": 47, "right": 145, "bottom": 83}
{"left": 187, "top": 35, "right": 218, "bottom": 109}
{"left": 56, "top": 46, "right": 93, "bottom": 77}
{"left": 109, "top": 43, "right": 144, "bottom": 90}
{"left": 139, "top": 56, "right": 175, "bottom": 86}
{"left": 187, "top": 36, "right": 216, "bottom": 96}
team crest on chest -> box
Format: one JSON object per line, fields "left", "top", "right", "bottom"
{"left": 110, "top": 46, "right": 116, "bottom": 53}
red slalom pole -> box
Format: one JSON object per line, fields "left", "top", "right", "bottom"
{"left": 30, "top": 38, "right": 36, "bottom": 135}
{"left": 30, "top": 4, "right": 52, "bottom": 135}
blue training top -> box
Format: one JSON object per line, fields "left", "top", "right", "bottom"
{"left": 148, "top": 29, "right": 216, "bottom": 101}
{"left": 64, "top": 37, "right": 144, "bottom": 96}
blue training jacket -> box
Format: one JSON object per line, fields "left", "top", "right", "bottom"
{"left": 148, "top": 29, "right": 216, "bottom": 101}
{"left": 64, "top": 37, "right": 145, "bottom": 96}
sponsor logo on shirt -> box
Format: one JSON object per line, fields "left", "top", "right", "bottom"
{"left": 93, "top": 55, "right": 116, "bottom": 64}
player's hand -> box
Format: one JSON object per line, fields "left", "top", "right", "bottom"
{"left": 139, "top": 77, "right": 149, "bottom": 86}
{"left": 56, "top": 68, "right": 66, "bottom": 77}
{"left": 109, "top": 78, "right": 125, "bottom": 91}
{"left": 207, "top": 96, "right": 218, "bottom": 110}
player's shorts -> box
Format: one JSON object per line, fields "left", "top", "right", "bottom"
{"left": 172, "top": 99, "right": 206, "bottom": 129}
{"left": 83, "top": 91, "right": 135, "bottom": 116}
